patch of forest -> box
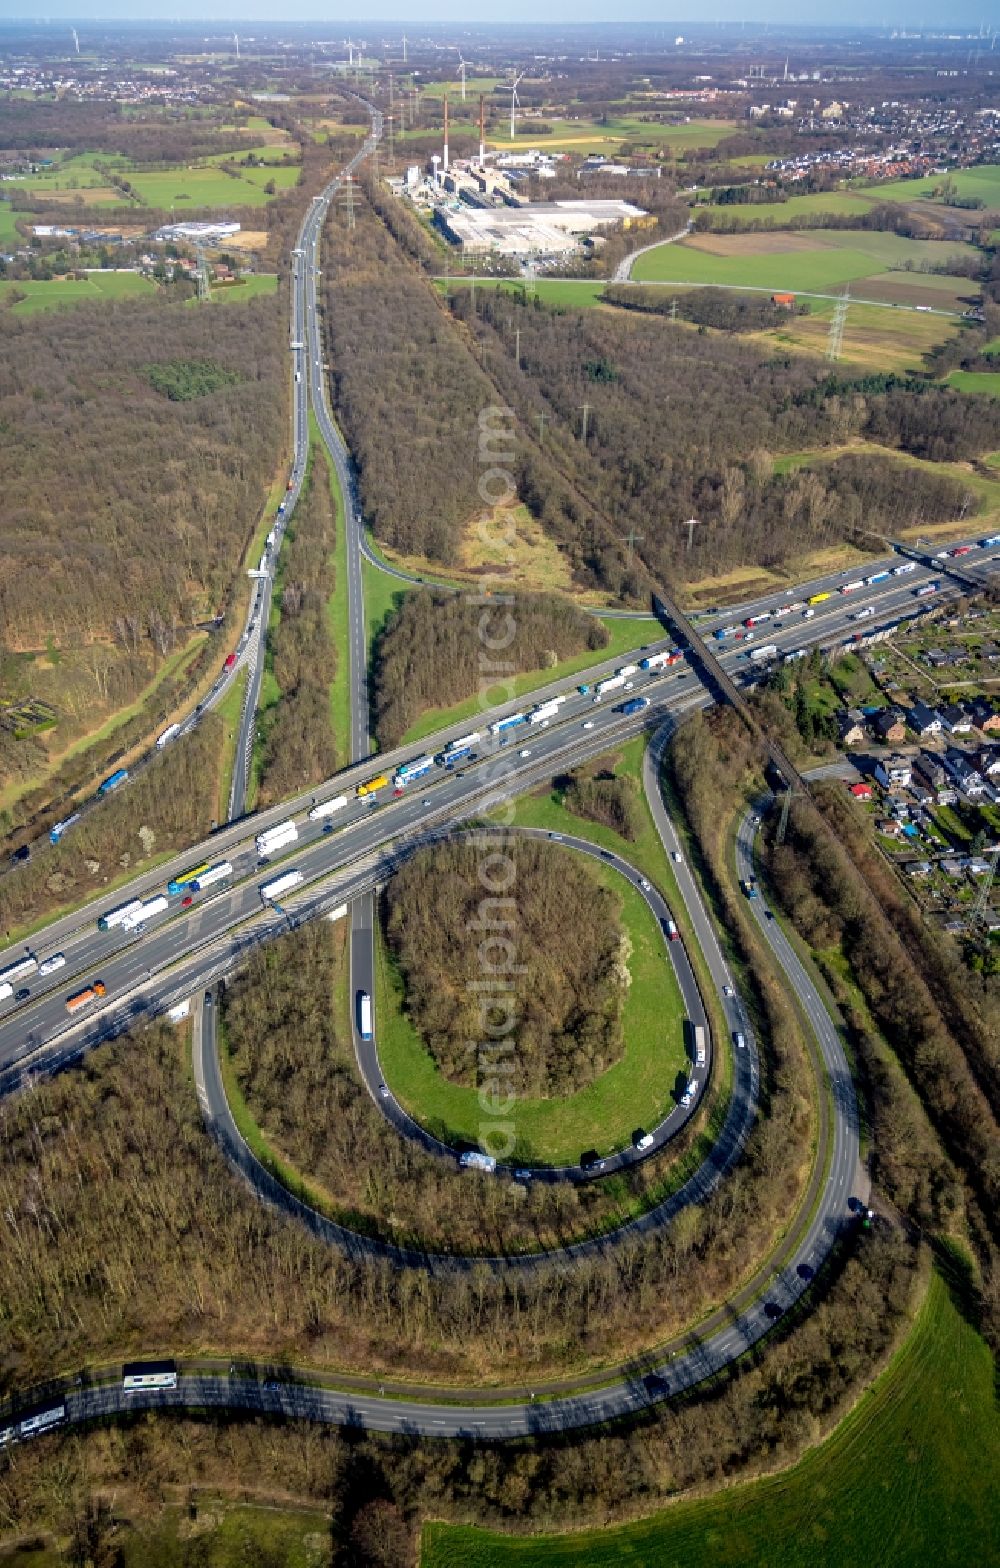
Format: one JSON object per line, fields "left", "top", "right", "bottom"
{"left": 450, "top": 288, "right": 997, "bottom": 590}
{"left": 603, "top": 282, "right": 803, "bottom": 332}
{"left": 384, "top": 838, "right": 626, "bottom": 1098}
{"left": 256, "top": 445, "right": 339, "bottom": 803}
{"left": 0, "top": 293, "right": 285, "bottom": 760}
{"left": 562, "top": 766, "right": 645, "bottom": 842}
{"left": 0, "top": 97, "right": 268, "bottom": 162}
{"left": 0, "top": 715, "right": 224, "bottom": 938}
{"left": 371, "top": 590, "right": 607, "bottom": 748}
{"left": 320, "top": 187, "right": 622, "bottom": 588}
{"left": 319, "top": 193, "right": 496, "bottom": 560}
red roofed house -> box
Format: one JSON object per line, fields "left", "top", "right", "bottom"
{"left": 849, "top": 781, "right": 872, "bottom": 801}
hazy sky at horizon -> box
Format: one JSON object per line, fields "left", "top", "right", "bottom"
{"left": 3, "top": 3, "right": 995, "bottom": 31}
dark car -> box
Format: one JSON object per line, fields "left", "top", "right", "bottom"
{"left": 580, "top": 1149, "right": 606, "bottom": 1172}
{"left": 764, "top": 909, "right": 774, "bottom": 920}
{"left": 15, "top": 987, "right": 30, "bottom": 1002}
{"left": 204, "top": 991, "right": 213, "bottom": 1007}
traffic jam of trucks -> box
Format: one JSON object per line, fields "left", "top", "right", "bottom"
{"left": 9, "top": 643, "right": 686, "bottom": 1021}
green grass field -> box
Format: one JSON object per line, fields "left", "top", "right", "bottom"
{"left": 866, "top": 163, "right": 1000, "bottom": 207}
{"left": 0, "top": 272, "right": 157, "bottom": 313}
{"left": 0, "top": 199, "right": 24, "bottom": 242}
{"left": 487, "top": 116, "right": 739, "bottom": 155}
{"left": 200, "top": 273, "right": 279, "bottom": 304}
{"left": 421, "top": 1267, "right": 996, "bottom": 1568}
{"left": 127, "top": 165, "right": 293, "bottom": 208}
{"left": 376, "top": 849, "right": 687, "bottom": 1167}
{"left": 945, "top": 370, "right": 1000, "bottom": 396}
{"left": 3, "top": 144, "right": 301, "bottom": 212}
{"left": 397, "top": 617, "right": 662, "bottom": 748}
{"left": 361, "top": 557, "right": 412, "bottom": 672}
{"left": 698, "top": 190, "right": 877, "bottom": 225}
{"left": 632, "top": 228, "right": 977, "bottom": 296}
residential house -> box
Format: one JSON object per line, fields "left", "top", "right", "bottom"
{"left": 905, "top": 859, "right": 932, "bottom": 877}
{"left": 907, "top": 701, "right": 942, "bottom": 738}
{"left": 873, "top": 709, "right": 906, "bottom": 744}
{"left": 876, "top": 818, "right": 903, "bottom": 839}
{"left": 848, "top": 780, "right": 872, "bottom": 801}
{"left": 944, "top": 749, "right": 987, "bottom": 798}
{"left": 915, "top": 754, "right": 947, "bottom": 789}
{"left": 979, "top": 748, "right": 1000, "bottom": 778}
{"left": 838, "top": 710, "right": 866, "bottom": 746}
{"left": 939, "top": 703, "right": 973, "bottom": 735}
{"left": 968, "top": 697, "right": 1000, "bottom": 734}
{"left": 875, "top": 754, "right": 912, "bottom": 789}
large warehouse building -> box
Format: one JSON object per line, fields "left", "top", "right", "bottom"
{"left": 437, "top": 198, "right": 649, "bottom": 256}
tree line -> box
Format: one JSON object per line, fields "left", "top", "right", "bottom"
{"left": 256, "top": 445, "right": 339, "bottom": 804}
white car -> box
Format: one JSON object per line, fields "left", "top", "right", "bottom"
{"left": 378, "top": 1082, "right": 389, "bottom": 1098}
{"left": 582, "top": 720, "right": 594, "bottom": 729}
{"left": 734, "top": 1031, "right": 746, "bottom": 1050}
{"left": 723, "top": 984, "right": 733, "bottom": 998}
{"left": 672, "top": 851, "right": 683, "bottom": 864}
{"left": 519, "top": 748, "right": 532, "bottom": 758}
{"left": 639, "top": 878, "right": 651, "bottom": 891}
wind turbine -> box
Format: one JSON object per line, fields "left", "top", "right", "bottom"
{"left": 456, "top": 49, "right": 468, "bottom": 101}
{"left": 509, "top": 71, "right": 525, "bottom": 142}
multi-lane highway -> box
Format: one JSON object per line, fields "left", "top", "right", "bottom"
{"left": 0, "top": 93, "right": 990, "bottom": 1446}
{"left": 3, "top": 779, "right": 865, "bottom": 1442}
{"left": 0, "top": 533, "right": 996, "bottom": 1090}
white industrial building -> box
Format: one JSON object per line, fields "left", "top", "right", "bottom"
{"left": 437, "top": 198, "right": 648, "bottom": 256}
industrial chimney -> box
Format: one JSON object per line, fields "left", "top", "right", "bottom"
{"left": 478, "top": 95, "right": 486, "bottom": 168}
{"left": 442, "top": 94, "right": 449, "bottom": 175}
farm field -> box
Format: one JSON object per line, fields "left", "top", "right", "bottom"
{"left": 487, "top": 116, "right": 739, "bottom": 153}
{"left": 421, "top": 1268, "right": 996, "bottom": 1568}
{"left": 632, "top": 227, "right": 978, "bottom": 299}
{"left": 946, "top": 370, "right": 1000, "bottom": 396}
{"left": 197, "top": 273, "right": 279, "bottom": 304}
{"left": 762, "top": 297, "right": 962, "bottom": 373}
{"left": 0, "top": 271, "right": 157, "bottom": 313}
{"left": 698, "top": 189, "right": 877, "bottom": 225}
{"left": 0, "top": 199, "right": 29, "bottom": 241}
{"left": 127, "top": 162, "right": 297, "bottom": 207}
{"left": 375, "top": 842, "right": 687, "bottom": 1167}
{"left": 864, "top": 162, "right": 1000, "bottom": 206}
{"left": 3, "top": 141, "right": 301, "bottom": 212}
